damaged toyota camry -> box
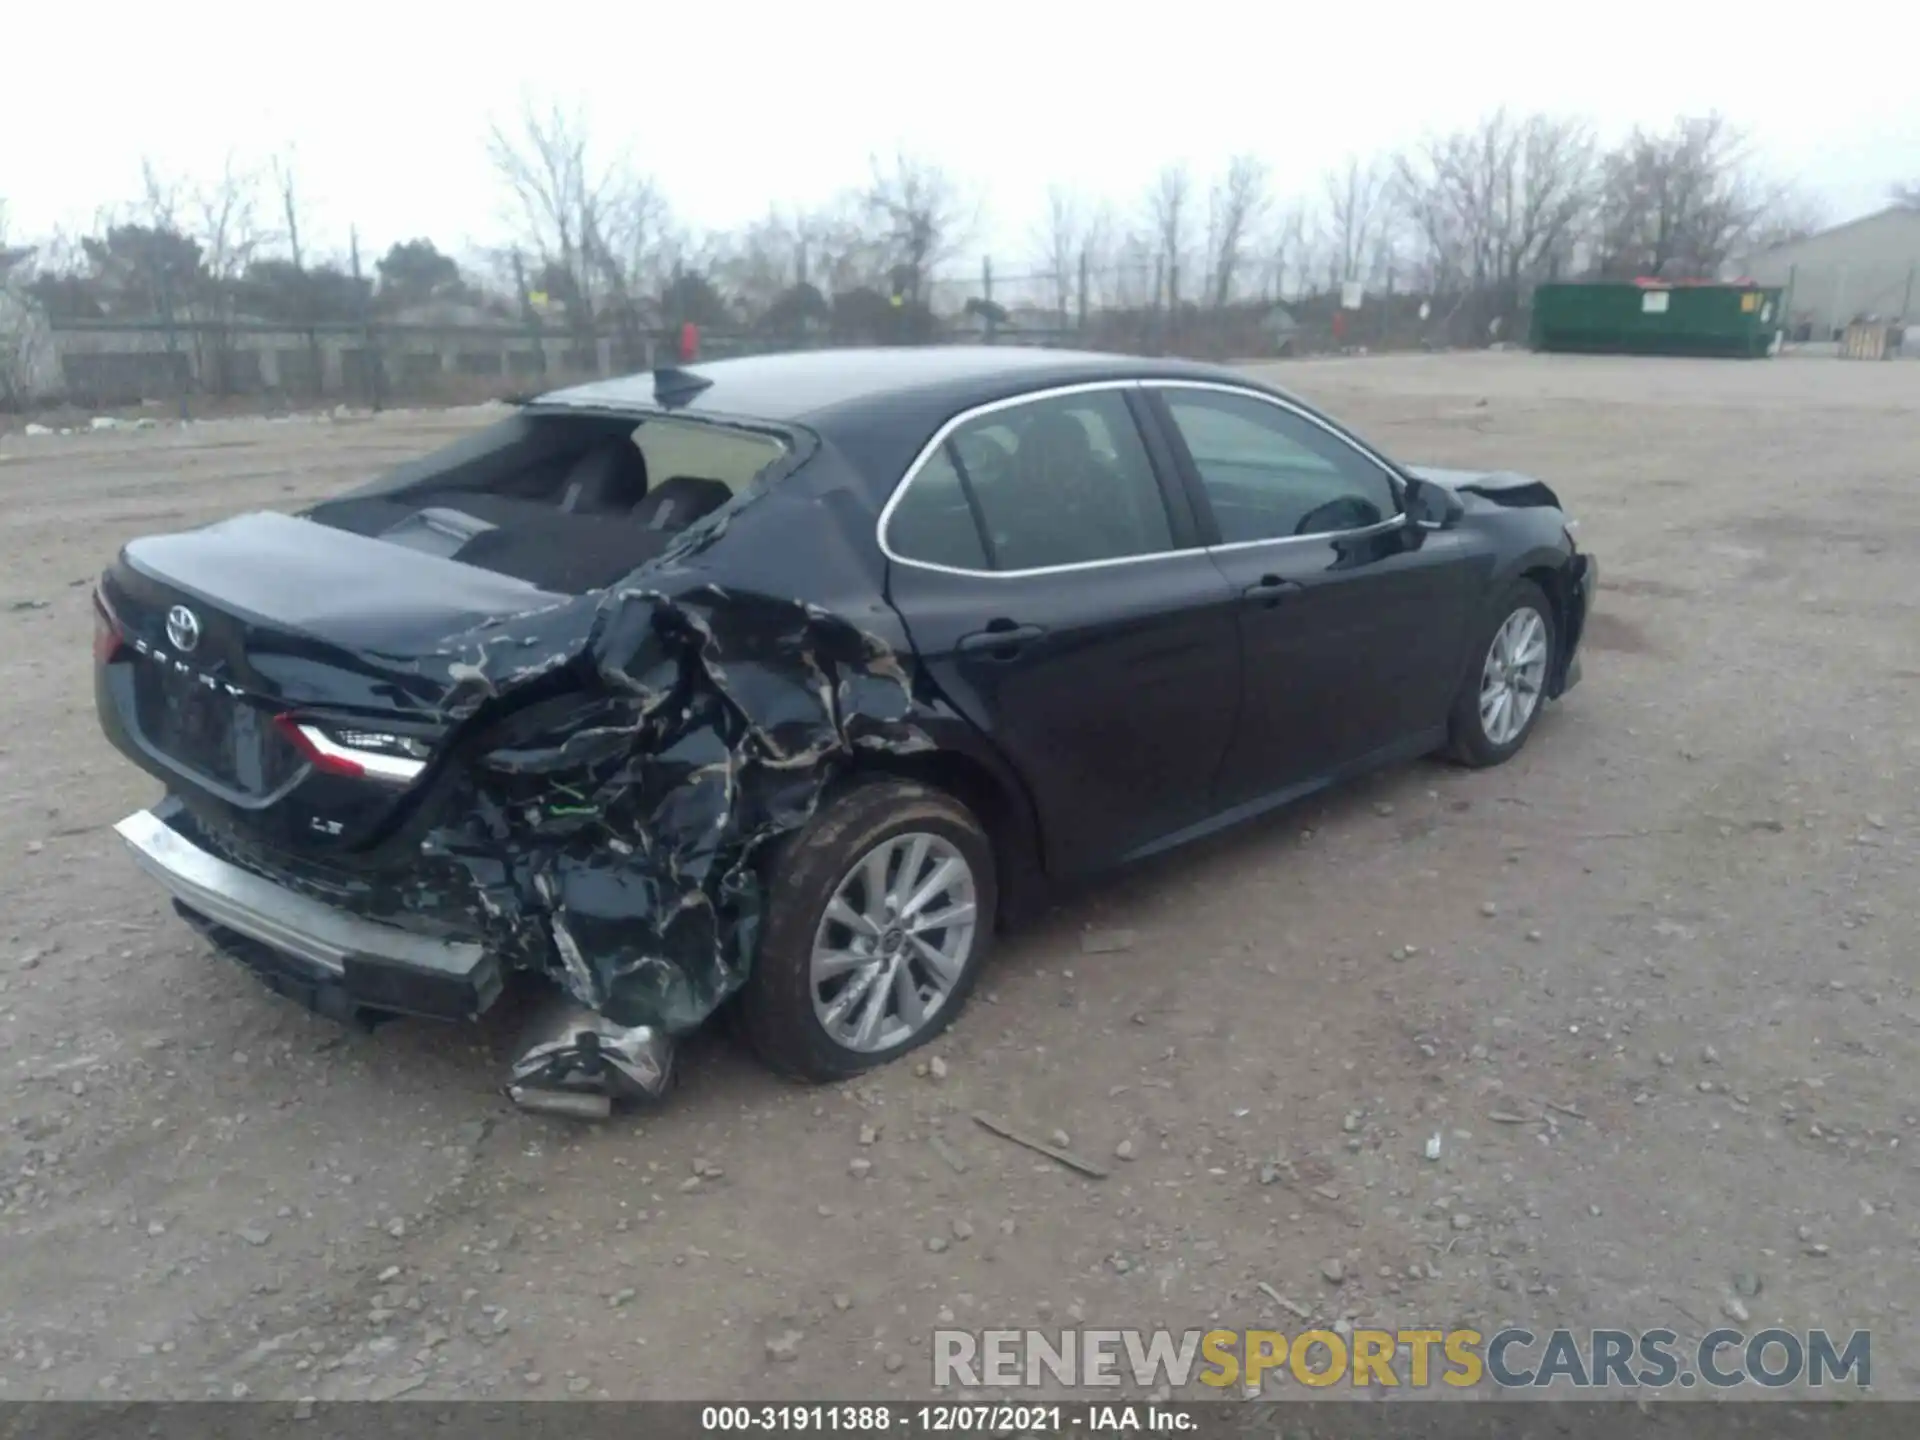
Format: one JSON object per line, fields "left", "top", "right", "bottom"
{"left": 92, "top": 347, "right": 1595, "bottom": 1114}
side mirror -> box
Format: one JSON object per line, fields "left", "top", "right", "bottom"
{"left": 1403, "top": 476, "right": 1465, "bottom": 531}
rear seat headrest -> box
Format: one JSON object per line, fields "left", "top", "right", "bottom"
{"left": 558, "top": 439, "right": 650, "bottom": 514}
{"left": 632, "top": 475, "right": 733, "bottom": 531}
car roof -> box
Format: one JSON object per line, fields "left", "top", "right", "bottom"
{"left": 535, "top": 346, "right": 1287, "bottom": 428}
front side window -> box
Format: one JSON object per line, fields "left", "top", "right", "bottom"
{"left": 887, "top": 389, "right": 1174, "bottom": 572}
{"left": 1160, "top": 389, "right": 1399, "bottom": 543}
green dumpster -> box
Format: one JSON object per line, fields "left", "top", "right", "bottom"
{"left": 1530, "top": 281, "right": 1784, "bottom": 358}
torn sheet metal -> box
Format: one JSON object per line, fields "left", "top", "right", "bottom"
{"left": 421, "top": 581, "right": 933, "bottom": 1032}
{"left": 173, "top": 575, "right": 936, "bottom": 1036}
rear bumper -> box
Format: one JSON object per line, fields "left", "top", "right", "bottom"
{"left": 114, "top": 807, "right": 503, "bottom": 1022}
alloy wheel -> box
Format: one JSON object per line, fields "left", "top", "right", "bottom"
{"left": 809, "top": 832, "right": 978, "bottom": 1052}
{"left": 1479, "top": 607, "right": 1549, "bottom": 747}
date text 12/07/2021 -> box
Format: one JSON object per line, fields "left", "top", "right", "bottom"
{"left": 700, "top": 1404, "right": 1183, "bottom": 1433}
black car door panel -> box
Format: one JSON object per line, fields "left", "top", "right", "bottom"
{"left": 889, "top": 560, "right": 1242, "bottom": 874}
{"left": 1147, "top": 384, "right": 1486, "bottom": 805}
{"left": 882, "top": 386, "right": 1241, "bottom": 876}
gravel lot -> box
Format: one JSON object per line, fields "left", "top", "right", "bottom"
{"left": 1, "top": 351, "right": 1915, "bottom": 1401}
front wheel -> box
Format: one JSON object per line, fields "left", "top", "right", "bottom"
{"left": 1445, "top": 580, "right": 1556, "bottom": 767}
{"left": 737, "top": 778, "right": 996, "bottom": 1082}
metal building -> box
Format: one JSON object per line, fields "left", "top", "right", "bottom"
{"left": 1729, "top": 206, "right": 1920, "bottom": 342}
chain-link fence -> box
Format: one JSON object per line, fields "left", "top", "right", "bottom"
{"left": 23, "top": 253, "right": 1518, "bottom": 415}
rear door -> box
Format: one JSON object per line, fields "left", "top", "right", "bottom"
{"left": 881, "top": 383, "right": 1241, "bottom": 876}
{"left": 1145, "top": 382, "right": 1485, "bottom": 808}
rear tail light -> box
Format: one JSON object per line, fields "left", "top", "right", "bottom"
{"left": 92, "top": 591, "right": 123, "bottom": 664}
{"left": 273, "top": 715, "right": 428, "bottom": 784}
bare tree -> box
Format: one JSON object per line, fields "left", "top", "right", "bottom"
{"left": 189, "top": 157, "right": 268, "bottom": 393}
{"left": 1744, "top": 187, "right": 1829, "bottom": 254}
{"left": 713, "top": 209, "right": 807, "bottom": 321}
{"left": 1592, "top": 114, "right": 1769, "bottom": 278}
{"left": 120, "top": 157, "right": 266, "bottom": 395}
{"left": 1259, "top": 202, "right": 1309, "bottom": 301}
{"left": 191, "top": 155, "right": 267, "bottom": 292}
{"left": 0, "top": 208, "right": 51, "bottom": 411}
{"left": 585, "top": 172, "right": 676, "bottom": 338}
{"left": 865, "top": 152, "right": 970, "bottom": 306}
{"left": 136, "top": 159, "right": 181, "bottom": 234}
{"left": 1393, "top": 110, "right": 1596, "bottom": 334}
{"left": 1066, "top": 201, "right": 1132, "bottom": 310}
{"left": 1148, "top": 164, "right": 1195, "bottom": 309}
{"left": 1031, "top": 185, "right": 1084, "bottom": 321}
{"left": 272, "top": 152, "right": 325, "bottom": 394}
{"left": 806, "top": 198, "right": 893, "bottom": 299}
{"left": 489, "top": 100, "right": 593, "bottom": 319}
{"left": 1205, "top": 155, "right": 1269, "bottom": 308}
{"left": 1323, "top": 157, "right": 1390, "bottom": 291}
{"left": 488, "top": 100, "right": 673, "bottom": 361}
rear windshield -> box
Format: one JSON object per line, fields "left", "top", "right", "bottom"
{"left": 632, "top": 416, "right": 786, "bottom": 495}
{"left": 307, "top": 411, "right": 794, "bottom": 594}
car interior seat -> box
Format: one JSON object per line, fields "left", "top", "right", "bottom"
{"left": 557, "top": 439, "right": 650, "bottom": 514}
{"left": 1007, "top": 412, "right": 1146, "bottom": 566}
{"left": 631, "top": 475, "right": 734, "bottom": 532}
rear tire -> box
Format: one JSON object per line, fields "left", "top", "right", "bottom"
{"left": 1445, "top": 580, "right": 1556, "bottom": 768}
{"left": 738, "top": 778, "right": 996, "bottom": 1083}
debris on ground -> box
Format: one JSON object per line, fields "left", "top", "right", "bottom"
{"left": 971, "top": 1112, "right": 1109, "bottom": 1179}
{"left": 929, "top": 1135, "right": 969, "bottom": 1173}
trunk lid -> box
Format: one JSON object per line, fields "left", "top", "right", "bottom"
{"left": 97, "top": 510, "right": 581, "bottom": 854}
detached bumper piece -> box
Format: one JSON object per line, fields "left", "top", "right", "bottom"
{"left": 508, "top": 992, "right": 675, "bottom": 1120}
{"left": 113, "top": 807, "right": 502, "bottom": 1024}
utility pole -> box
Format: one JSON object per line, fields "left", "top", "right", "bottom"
{"left": 277, "top": 157, "right": 322, "bottom": 400}
{"left": 981, "top": 256, "right": 996, "bottom": 343}
{"left": 1152, "top": 254, "right": 1165, "bottom": 355}
{"left": 512, "top": 248, "right": 547, "bottom": 378}
{"left": 156, "top": 262, "right": 188, "bottom": 422}
{"left": 350, "top": 227, "right": 383, "bottom": 411}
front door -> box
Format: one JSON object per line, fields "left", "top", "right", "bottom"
{"left": 882, "top": 384, "right": 1242, "bottom": 875}
{"left": 1146, "top": 383, "right": 1484, "bottom": 808}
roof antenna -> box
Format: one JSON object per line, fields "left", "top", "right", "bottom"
{"left": 652, "top": 366, "right": 713, "bottom": 409}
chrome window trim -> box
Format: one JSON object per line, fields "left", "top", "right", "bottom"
{"left": 876, "top": 376, "right": 1408, "bottom": 580}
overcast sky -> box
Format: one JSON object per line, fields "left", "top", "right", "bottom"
{"left": 7, "top": 0, "right": 1915, "bottom": 272}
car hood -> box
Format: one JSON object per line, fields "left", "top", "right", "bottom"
{"left": 1404, "top": 465, "right": 1565, "bottom": 511}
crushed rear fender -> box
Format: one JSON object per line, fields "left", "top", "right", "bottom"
{"left": 424, "top": 578, "right": 937, "bottom": 1032}
{"left": 188, "top": 567, "right": 944, "bottom": 1036}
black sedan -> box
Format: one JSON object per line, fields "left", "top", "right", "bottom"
{"left": 92, "top": 347, "right": 1594, "bottom": 1110}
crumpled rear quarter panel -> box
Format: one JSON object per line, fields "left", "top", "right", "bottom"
{"left": 202, "top": 459, "right": 937, "bottom": 1036}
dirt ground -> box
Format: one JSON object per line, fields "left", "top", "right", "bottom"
{"left": 1, "top": 352, "right": 1915, "bottom": 1402}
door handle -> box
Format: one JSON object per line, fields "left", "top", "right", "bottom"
{"left": 1241, "top": 575, "right": 1302, "bottom": 608}
{"left": 957, "top": 622, "right": 1045, "bottom": 658}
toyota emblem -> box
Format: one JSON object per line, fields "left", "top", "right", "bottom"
{"left": 165, "top": 605, "right": 202, "bottom": 653}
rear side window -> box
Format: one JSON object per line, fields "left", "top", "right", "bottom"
{"left": 886, "top": 448, "right": 991, "bottom": 571}
{"left": 887, "top": 390, "right": 1174, "bottom": 573}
